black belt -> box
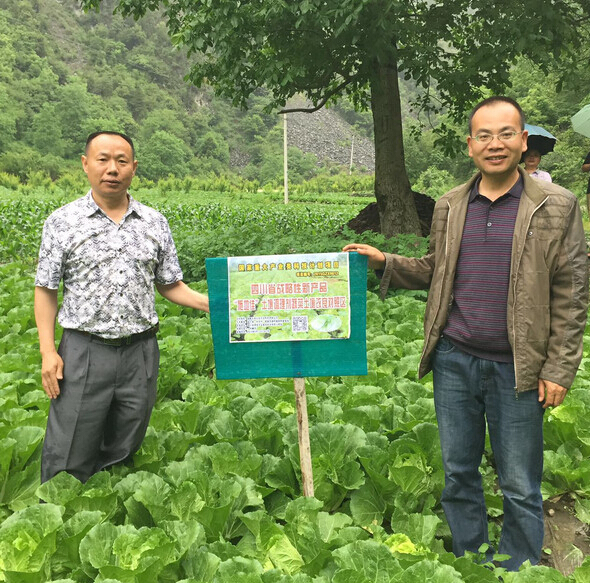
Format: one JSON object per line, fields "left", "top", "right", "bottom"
{"left": 69, "top": 323, "right": 159, "bottom": 347}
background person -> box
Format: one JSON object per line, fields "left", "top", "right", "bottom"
{"left": 344, "top": 96, "right": 588, "bottom": 570}
{"left": 35, "top": 130, "right": 209, "bottom": 484}
{"left": 522, "top": 147, "right": 552, "bottom": 182}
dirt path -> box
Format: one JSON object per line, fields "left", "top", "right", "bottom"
{"left": 541, "top": 494, "right": 590, "bottom": 575}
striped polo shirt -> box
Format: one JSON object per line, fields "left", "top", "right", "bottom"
{"left": 442, "top": 176, "right": 523, "bottom": 362}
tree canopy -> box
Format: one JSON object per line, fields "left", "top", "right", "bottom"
{"left": 2, "top": 0, "right": 590, "bottom": 211}
{"left": 81, "top": 0, "right": 590, "bottom": 235}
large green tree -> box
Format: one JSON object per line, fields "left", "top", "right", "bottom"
{"left": 139, "top": 129, "right": 191, "bottom": 180}
{"left": 83, "top": 1, "right": 590, "bottom": 233}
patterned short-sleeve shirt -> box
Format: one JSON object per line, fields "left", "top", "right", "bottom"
{"left": 35, "top": 191, "right": 183, "bottom": 338}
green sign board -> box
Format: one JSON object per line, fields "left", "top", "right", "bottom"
{"left": 206, "top": 252, "right": 367, "bottom": 379}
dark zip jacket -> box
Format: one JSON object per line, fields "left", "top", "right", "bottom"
{"left": 380, "top": 168, "right": 588, "bottom": 392}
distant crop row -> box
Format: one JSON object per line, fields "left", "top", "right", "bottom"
{"left": 0, "top": 192, "right": 423, "bottom": 288}
{"left": 0, "top": 196, "right": 352, "bottom": 260}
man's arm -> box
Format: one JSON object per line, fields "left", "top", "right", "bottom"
{"left": 538, "top": 198, "right": 589, "bottom": 406}
{"left": 343, "top": 243, "right": 435, "bottom": 300}
{"left": 156, "top": 281, "right": 210, "bottom": 312}
{"left": 582, "top": 163, "right": 590, "bottom": 172}
{"left": 34, "top": 286, "right": 63, "bottom": 399}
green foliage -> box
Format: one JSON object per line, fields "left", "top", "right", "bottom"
{"left": 0, "top": 0, "right": 286, "bottom": 185}
{"left": 30, "top": 103, "right": 66, "bottom": 157}
{"left": 4, "top": 0, "right": 391, "bottom": 191}
{"left": 88, "top": 0, "right": 586, "bottom": 124}
{"left": 293, "top": 173, "right": 373, "bottom": 196}
{"left": 139, "top": 130, "right": 191, "bottom": 181}
{"left": 77, "top": 0, "right": 590, "bottom": 232}
{"left": 196, "top": 131, "right": 230, "bottom": 165}
{"left": 2, "top": 1, "right": 590, "bottom": 573}
{"left": 138, "top": 108, "right": 189, "bottom": 143}
{"left": 0, "top": 189, "right": 418, "bottom": 289}
{"left": 54, "top": 171, "right": 91, "bottom": 196}
{"left": 2, "top": 0, "right": 590, "bottom": 203}
{"left": 507, "top": 56, "right": 590, "bottom": 206}
{"left": 0, "top": 172, "right": 20, "bottom": 190}
{"left": 414, "top": 168, "right": 457, "bottom": 201}
{"left": 0, "top": 145, "right": 63, "bottom": 182}
{"left": 0, "top": 198, "right": 65, "bottom": 265}
{"left": 1, "top": 219, "right": 590, "bottom": 580}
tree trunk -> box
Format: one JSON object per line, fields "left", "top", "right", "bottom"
{"left": 370, "top": 59, "right": 421, "bottom": 237}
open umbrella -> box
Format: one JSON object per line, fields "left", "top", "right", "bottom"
{"left": 571, "top": 104, "right": 590, "bottom": 139}
{"left": 524, "top": 124, "right": 557, "bottom": 155}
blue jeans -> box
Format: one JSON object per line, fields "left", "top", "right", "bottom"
{"left": 432, "top": 337, "right": 545, "bottom": 571}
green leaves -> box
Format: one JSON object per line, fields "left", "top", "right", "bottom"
{"left": 4, "top": 253, "right": 590, "bottom": 582}
{"left": 285, "top": 422, "right": 366, "bottom": 508}
{"left": 332, "top": 540, "right": 403, "bottom": 582}
{"left": 79, "top": 522, "right": 177, "bottom": 582}
{"left": 0, "top": 503, "right": 63, "bottom": 574}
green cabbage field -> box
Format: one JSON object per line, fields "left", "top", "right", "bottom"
{"left": 1, "top": 193, "right": 590, "bottom": 582}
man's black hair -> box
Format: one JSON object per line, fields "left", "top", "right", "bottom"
{"left": 85, "top": 131, "right": 135, "bottom": 157}
{"left": 468, "top": 96, "right": 526, "bottom": 134}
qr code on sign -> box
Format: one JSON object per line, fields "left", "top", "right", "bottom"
{"left": 292, "top": 316, "right": 308, "bottom": 333}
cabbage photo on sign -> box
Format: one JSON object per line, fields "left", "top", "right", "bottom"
{"left": 227, "top": 252, "right": 351, "bottom": 343}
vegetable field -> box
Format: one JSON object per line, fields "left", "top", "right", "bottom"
{"left": 1, "top": 194, "right": 590, "bottom": 582}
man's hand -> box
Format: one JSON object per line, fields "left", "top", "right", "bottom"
{"left": 41, "top": 350, "right": 63, "bottom": 399}
{"left": 538, "top": 378, "right": 568, "bottom": 409}
{"left": 342, "top": 244, "right": 386, "bottom": 270}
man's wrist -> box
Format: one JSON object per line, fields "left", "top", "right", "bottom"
{"left": 40, "top": 345, "right": 58, "bottom": 357}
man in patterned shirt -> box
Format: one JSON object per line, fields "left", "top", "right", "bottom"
{"left": 35, "top": 131, "right": 209, "bottom": 483}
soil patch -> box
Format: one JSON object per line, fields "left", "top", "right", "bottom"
{"left": 345, "top": 192, "right": 435, "bottom": 238}
{"left": 541, "top": 494, "right": 590, "bottom": 575}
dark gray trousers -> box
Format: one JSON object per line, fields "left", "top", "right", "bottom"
{"left": 41, "top": 329, "right": 159, "bottom": 483}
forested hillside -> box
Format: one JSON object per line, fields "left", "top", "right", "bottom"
{"left": 0, "top": 0, "right": 375, "bottom": 186}
{"left": 1, "top": 0, "right": 590, "bottom": 200}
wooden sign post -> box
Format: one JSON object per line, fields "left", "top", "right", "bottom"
{"left": 294, "top": 377, "right": 314, "bottom": 497}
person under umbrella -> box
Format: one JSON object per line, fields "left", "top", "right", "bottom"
{"left": 522, "top": 148, "right": 552, "bottom": 182}
{"left": 520, "top": 124, "right": 556, "bottom": 183}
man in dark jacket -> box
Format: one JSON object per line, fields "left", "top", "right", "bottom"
{"left": 345, "top": 96, "right": 588, "bottom": 570}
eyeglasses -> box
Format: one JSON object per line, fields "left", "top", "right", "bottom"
{"left": 471, "top": 131, "right": 522, "bottom": 144}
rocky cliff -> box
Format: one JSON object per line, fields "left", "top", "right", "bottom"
{"left": 285, "top": 104, "right": 375, "bottom": 171}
